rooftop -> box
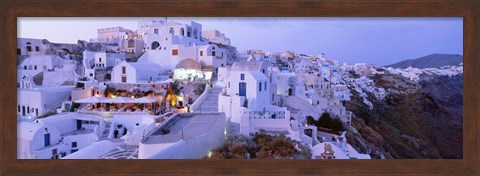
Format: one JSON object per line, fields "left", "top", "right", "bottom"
{"left": 142, "top": 113, "right": 225, "bottom": 144}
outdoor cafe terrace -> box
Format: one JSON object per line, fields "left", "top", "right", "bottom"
{"left": 74, "top": 96, "right": 160, "bottom": 115}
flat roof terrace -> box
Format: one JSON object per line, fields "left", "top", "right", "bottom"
{"left": 142, "top": 113, "right": 224, "bottom": 144}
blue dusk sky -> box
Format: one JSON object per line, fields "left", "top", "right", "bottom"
{"left": 18, "top": 17, "right": 463, "bottom": 66}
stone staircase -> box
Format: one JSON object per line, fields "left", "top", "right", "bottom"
{"left": 100, "top": 121, "right": 113, "bottom": 139}
{"left": 196, "top": 86, "right": 222, "bottom": 113}
{"left": 32, "top": 71, "right": 43, "bottom": 86}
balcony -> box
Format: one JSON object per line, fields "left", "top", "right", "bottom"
{"left": 249, "top": 111, "right": 285, "bottom": 119}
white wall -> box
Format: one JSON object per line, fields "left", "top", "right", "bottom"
{"left": 62, "top": 133, "right": 99, "bottom": 155}
{"left": 17, "top": 87, "right": 73, "bottom": 117}
{"left": 140, "top": 116, "right": 225, "bottom": 159}
{"left": 224, "top": 71, "right": 268, "bottom": 111}
{"left": 111, "top": 61, "right": 136, "bottom": 83}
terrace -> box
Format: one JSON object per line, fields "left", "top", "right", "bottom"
{"left": 75, "top": 96, "right": 160, "bottom": 116}
{"left": 142, "top": 113, "right": 224, "bottom": 144}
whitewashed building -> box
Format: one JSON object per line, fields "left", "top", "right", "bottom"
{"left": 17, "top": 76, "right": 73, "bottom": 118}
{"left": 17, "top": 113, "right": 104, "bottom": 159}
{"left": 93, "top": 52, "right": 126, "bottom": 69}
{"left": 111, "top": 61, "right": 166, "bottom": 84}
{"left": 17, "top": 38, "right": 49, "bottom": 56}
{"left": 218, "top": 60, "right": 292, "bottom": 137}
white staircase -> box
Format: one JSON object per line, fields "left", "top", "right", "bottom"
{"left": 196, "top": 86, "right": 222, "bottom": 113}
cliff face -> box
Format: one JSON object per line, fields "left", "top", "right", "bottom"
{"left": 386, "top": 54, "right": 463, "bottom": 69}
{"left": 345, "top": 73, "right": 463, "bottom": 159}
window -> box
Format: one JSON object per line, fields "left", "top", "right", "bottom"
{"left": 24, "top": 65, "right": 27, "bottom": 70}
{"left": 72, "top": 142, "right": 77, "bottom": 148}
{"left": 169, "top": 28, "right": 174, "bottom": 34}
{"left": 18, "top": 105, "right": 20, "bottom": 112}
{"left": 34, "top": 66, "right": 37, "bottom": 70}
{"left": 180, "top": 28, "right": 185, "bottom": 36}
{"left": 212, "top": 51, "right": 216, "bottom": 56}
{"left": 44, "top": 133, "right": 50, "bottom": 147}
{"left": 200, "top": 51, "right": 203, "bottom": 56}
{"left": 172, "top": 49, "right": 178, "bottom": 56}
{"left": 272, "top": 94, "right": 274, "bottom": 101}
{"left": 122, "top": 66, "right": 126, "bottom": 74}
{"left": 27, "top": 46, "right": 32, "bottom": 52}
{"left": 154, "top": 28, "right": 159, "bottom": 35}
{"left": 259, "top": 82, "right": 262, "bottom": 92}
{"left": 151, "top": 41, "right": 160, "bottom": 50}
{"left": 96, "top": 90, "right": 99, "bottom": 94}
{"left": 28, "top": 65, "right": 32, "bottom": 70}
{"left": 265, "top": 81, "right": 267, "bottom": 91}
{"left": 228, "top": 82, "right": 230, "bottom": 88}
{"left": 35, "top": 46, "right": 39, "bottom": 51}
{"left": 240, "top": 74, "right": 245, "bottom": 80}
{"left": 193, "top": 29, "right": 198, "bottom": 39}
{"left": 128, "top": 39, "right": 135, "bottom": 47}
{"left": 122, "top": 76, "right": 127, "bottom": 83}
{"left": 35, "top": 108, "right": 38, "bottom": 116}
{"left": 99, "top": 57, "right": 102, "bottom": 62}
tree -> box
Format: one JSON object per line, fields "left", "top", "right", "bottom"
{"left": 329, "top": 117, "right": 345, "bottom": 134}
{"left": 318, "top": 112, "right": 332, "bottom": 128}
{"left": 306, "top": 116, "right": 316, "bottom": 125}
{"left": 69, "top": 102, "right": 80, "bottom": 112}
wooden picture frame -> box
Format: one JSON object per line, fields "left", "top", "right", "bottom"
{"left": 1, "top": 0, "right": 478, "bottom": 175}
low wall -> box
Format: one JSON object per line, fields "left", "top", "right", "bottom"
{"left": 189, "top": 84, "right": 209, "bottom": 112}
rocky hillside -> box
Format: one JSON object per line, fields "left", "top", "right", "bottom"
{"left": 345, "top": 73, "right": 463, "bottom": 159}
{"left": 386, "top": 54, "right": 463, "bottom": 69}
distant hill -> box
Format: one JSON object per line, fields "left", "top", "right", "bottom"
{"left": 386, "top": 54, "right": 463, "bottom": 69}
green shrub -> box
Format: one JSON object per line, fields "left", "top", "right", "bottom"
{"left": 69, "top": 102, "right": 80, "bottom": 112}
{"left": 318, "top": 112, "right": 332, "bottom": 128}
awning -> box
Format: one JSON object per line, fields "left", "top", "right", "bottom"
{"left": 101, "top": 97, "right": 135, "bottom": 103}
{"left": 128, "top": 97, "right": 159, "bottom": 103}
{"left": 75, "top": 96, "right": 108, "bottom": 103}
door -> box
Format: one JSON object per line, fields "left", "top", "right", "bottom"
{"left": 239, "top": 82, "right": 246, "bottom": 97}
{"left": 44, "top": 133, "right": 50, "bottom": 147}
{"left": 288, "top": 88, "right": 293, "bottom": 96}
{"left": 76, "top": 120, "right": 82, "bottom": 130}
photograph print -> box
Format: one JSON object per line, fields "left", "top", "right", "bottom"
{"left": 17, "top": 17, "right": 463, "bottom": 160}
